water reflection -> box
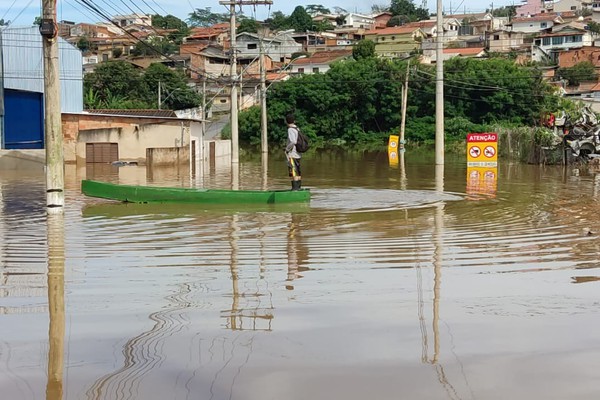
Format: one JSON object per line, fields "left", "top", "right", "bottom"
{"left": 3, "top": 154, "right": 600, "bottom": 399}
{"left": 46, "top": 214, "right": 65, "bottom": 400}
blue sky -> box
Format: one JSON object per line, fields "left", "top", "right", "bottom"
{"left": 0, "top": 0, "right": 517, "bottom": 27}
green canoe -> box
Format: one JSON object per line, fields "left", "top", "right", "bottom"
{"left": 81, "top": 180, "right": 311, "bottom": 204}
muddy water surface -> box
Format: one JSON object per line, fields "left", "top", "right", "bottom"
{"left": 1, "top": 152, "right": 600, "bottom": 400}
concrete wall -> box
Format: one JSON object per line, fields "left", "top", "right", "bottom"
{"left": 147, "top": 147, "right": 189, "bottom": 166}
{"left": 0, "top": 150, "right": 44, "bottom": 171}
{"left": 62, "top": 114, "right": 195, "bottom": 164}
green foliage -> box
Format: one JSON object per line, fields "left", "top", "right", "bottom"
{"left": 143, "top": 63, "right": 201, "bottom": 110}
{"left": 489, "top": 6, "right": 516, "bottom": 18}
{"left": 83, "top": 61, "right": 200, "bottom": 110}
{"left": 131, "top": 36, "right": 178, "bottom": 57}
{"left": 371, "top": 4, "right": 390, "bottom": 13}
{"left": 0, "top": 19, "right": 9, "bottom": 26}
{"left": 288, "top": 6, "right": 313, "bottom": 32}
{"left": 557, "top": 61, "right": 598, "bottom": 86}
{"left": 588, "top": 21, "right": 600, "bottom": 34}
{"left": 77, "top": 36, "right": 91, "bottom": 52}
{"left": 112, "top": 48, "right": 123, "bottom": 58}
{"left": 305, "top": 4, "right": 331, "bottom": 15}
{"left": 236, "top": 56, "right": 563, "bottom": 147}
{"left": 353, "top": 40, "right": 376, "bottom": 60}
{"left": 313, "top": 19, "right": 335, "bottom": 32}
{"left": 237, "top": 17, "right": 260, "bottom": 34}
{"left": 187, "top": 7, "right": 228, "bottom": 27}
{"left": 266, "top": 11, "right": 291, "bottom": 31}
{"left": 390, "top": 0, "right": 429, "bottom": 21}
{"left": 152, "top": 14, "right": 190, "bottom": 44}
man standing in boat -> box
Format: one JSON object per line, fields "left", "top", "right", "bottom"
{"left": 285, "top": 113, "right": 302, "bottom": 191}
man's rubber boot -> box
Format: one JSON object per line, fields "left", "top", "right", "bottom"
{"left": 291, "top": 181, "right": 300, "bottom": 191}
{"left": 297, "top": 180, "right": 302, "bottom": 190}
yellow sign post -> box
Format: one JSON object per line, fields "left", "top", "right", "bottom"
{"left": 467, "top": 132, "right": 498, "bottom": 198}
{"left": 388, "top": 135, "right": 399, "bottom": 167}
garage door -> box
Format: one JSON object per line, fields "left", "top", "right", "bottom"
{"left": 86, "top": 143, "right": 119, "bottom": 163}
{"left": 4, "top": 89, "right": 44, "bottom": 149}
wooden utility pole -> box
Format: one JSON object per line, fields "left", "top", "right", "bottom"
{"left": 41, "top": 0, "right": 64, "bottom": 214}
{"left": 400, "top": 60, "right": 410, "bottom": 151}
{"left": 435, "top": 0, "right": 445, "bottom": 166}
{"left": 220, "top": 0, "right": 273, "bottom": 166}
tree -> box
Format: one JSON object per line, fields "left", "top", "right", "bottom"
{"left": 390, "top": 0, "right": 429, "bottom": 22}
{"left": 83, "top": 61, "right": 146, "bottom": 107}
{"left": 557, "top": 61, "right": 598, "bottom": 86}
{"left": 152, "top": 14, "right": 190, "bottom": 44}
{"left": 77, "top": 36, "right": 91, "bottom": 52}
{"left": 333, "top": 7, "right": 347, "bottom": 14}
{"left": 187, "top": 7, "right": 228, "bottom": 27}
{"left": 489, "top": 6, "right": 516, "bottom": 18}
{"left": 288, "top": 6, "right": 313, "bottom": 32}
{"left": 305, "top": 4, "right": 331, "bottom": 15}
{"left": 0, "top": 19, "right": 9, "bottom": 26}
{"left": 353, "top": 40, "right": 376, "bottom": 60}
{"left": 265, "top": 11, "right": 290, "bottom": 31}
{"left": 313, "top": 19, "right": 335, "bottom": 32}
{"left": 33, "top": 16, "right": 41, "bottom": 25}
{"left": 142, "top": 63, "right": 201, "bottom": 110}
{"left": 131, "top": 36, "right": 177, "bottom": 57}
{"left": 371, "top": 4, "right": 390, "bottom": 14}
{"left": 588, "top": 21, "right": 600, "bottom": 35}
{"left": 237, "top": 17, "right": 260, "bottom": 34}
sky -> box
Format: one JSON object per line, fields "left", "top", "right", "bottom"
{"left": 0, "top": 0, "right": 518, "bottom": 27}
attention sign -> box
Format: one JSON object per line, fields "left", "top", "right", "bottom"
{"left": 467, "top": 132, "right": 498, "bottom": 199}
{"left": 467, "top": 133, "right": 498, "bottom": 167}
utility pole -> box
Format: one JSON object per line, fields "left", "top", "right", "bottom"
{"left": 259, "top": 38, "right": 268, "bottom": 154}
{"left": 41, "top": 0, "right": 64, "bottom": 214}
{"left": 435, "top": 0, "right": 445, "bottom": 166}
{"left": 400, "top": 60, "right": 410, "bottom": 152}
{"left": 220, "top": 0, "right": 273, "bottom": 166}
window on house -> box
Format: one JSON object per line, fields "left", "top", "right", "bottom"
{"left": 541, "top": 22, "right": 547, "bottom": 28}
{"left": 543, "top": 37, "right": 551, "bottom": 46}
{"left": 494, "top": 34, "right": 500, "bottom": 40}
{"left": 574, "top": 35, "right": 583, "bottom": 42}
{"left": 391, "top": 36, "right": 395, "bottom": 40}
{"left": 313, "top": 67, "right": 319, "bottom": 73}
{"left": 298, "top": 67, "right": 305, "bottom": 73}
{"left": 571, "top": 6, "right": 577, "bottom": 10}
{"left": 220, "top": 99, "right": 227, "bottom": 103}
{"left": 102, "top": 53, "right": 109, "bottom": 61}
{"left": 552, "top": 36, "right": 563, "bottom": 45}
{"left": 247, "top": 43, "right": 257, "bottom": 50}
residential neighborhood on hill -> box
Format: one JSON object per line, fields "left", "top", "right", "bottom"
{"left": 4, "top": 0, "right": 600, "bottom": 164}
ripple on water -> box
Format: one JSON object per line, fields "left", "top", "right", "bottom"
{"left": 310, "top": 188, "right": 464, "bottom": 211}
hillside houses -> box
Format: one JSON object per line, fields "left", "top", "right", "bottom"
{"left": 18, "top": 5, "right": 600, "bottom": 112}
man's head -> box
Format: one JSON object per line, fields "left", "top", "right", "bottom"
{"left": 285, "top": 113, "right": 295, "bottom": 125}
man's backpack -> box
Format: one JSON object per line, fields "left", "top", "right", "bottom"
{"left": 295, "top": 128, "right": 310, "bottom": 153}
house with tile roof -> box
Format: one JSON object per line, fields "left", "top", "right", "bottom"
{"left": 364, "top": 26, "right": 427, "bottom": 59}
{"left": 508, "top": 14, "right": 565, "bottom": 33}
{"left": 532, "top": 22, "right": 595, "bottom": 62}
{"left": 289, "top": 50, "right": 352, "bottom": 75}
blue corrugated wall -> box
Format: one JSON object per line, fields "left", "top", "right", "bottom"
{"left": 4, "top": 89, "right": 44, "bottom": 149}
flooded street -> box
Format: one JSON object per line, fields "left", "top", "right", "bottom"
{"left": 1, "top": 151, "right": 600, "bottom": 400}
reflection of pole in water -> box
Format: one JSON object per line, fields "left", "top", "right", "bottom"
{"left": 399, "top": 150, "right": 407, "bottom": 190}
{"left": 46, "top": 214, "right": 65, "bottom": 400}
{"left": 225, "top": 214, "right": 273, "bottom": 331}
{"left": 229, "top": 214, "right": 240, "bottom": 331}
{"left": 261, "top": 152, "right": 268, "bottom": 191}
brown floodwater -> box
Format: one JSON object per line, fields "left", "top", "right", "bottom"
{"left": 1, "top": 150, "right": 600, "bottom": 400}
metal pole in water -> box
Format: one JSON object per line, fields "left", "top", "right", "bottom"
{"left": 42, "top": 0, "right": 65, "bottom": 214}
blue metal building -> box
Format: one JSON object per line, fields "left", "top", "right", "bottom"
{"left": 0, "top": 26, "right": 83, "bottom": 149}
